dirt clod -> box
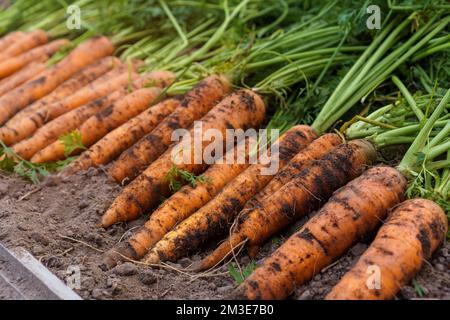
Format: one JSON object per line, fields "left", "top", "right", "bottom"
{"left": 113, "top": 262, "right": 138, "bottom": 276}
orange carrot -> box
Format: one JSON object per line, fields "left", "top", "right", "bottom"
{"left": 326, "top": 198, "right": 447, "bottom": 300}
{"left": 100, "top": 89, "right": 266, "bottom": 228}
{"left": 0, "top": 30, "right": 48, "bottom": 61}
{"left": 30, "top": 71, "right": 175, "bottom": 163}
{"left": 0, "top": 31, "right": 26, "bottom": 53}
{"left": 245, "top": 133, "right": 342, "bottom": 209}
{"left": 59, "top": 98, "right": 183, "bottom": 171}
{"left": 109, "top": 74, "right": 232, "bottom": 183}
{"left": 0, "top": 60, "right": 46, "bottom": 97}
{"left": 0, "top": 56, "right": 120, "bottom": 145}
{"left": 0, "top": 36, "right": 114, "bottom": 126}
{"left": 232, "top": 166, "right": 407, "bottom": 300}
{"left": 128, "top": 126, "right": 316, "bottom": 266}
{"left": 0, "top": 39, "right": 68, "bottom": 78}
{"left": 191, "top": 140, "right": 377, "bottom": 271}
{"left": 28, "top": 87, "right": 162, "bottom": 162}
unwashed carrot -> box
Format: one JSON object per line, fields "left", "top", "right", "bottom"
{"left": 138, "top": 125, "right": 317, "bottom": 265}
{"left": 8, "top": 65, "right": 136, "bottom": 154}
{"left": 326, "top": 198, "right": 447, "bottom": 300}
{"left": 0, "top": 30, "right": 48, "bottom": 61}
{"left": 0, "top": 39, "right": 68, "bottom": 78}
{"left": 30, "top": 71, "right": 175, "bottom": 163}
{"left": 0, "top": 36, "right": 114, "bottom": 126}
{"left": 0, "top": 56, "right": 120, "bottom": 145}
{"left": 0, "top": 60, "right": 47, "bottom": 97}
{"left": 103, "top": 136, "right": 256, "bottom": 266}
{"left": 100, "top": 89, "right": 266, "bottom": 228}
{"left": 0, "top": 31, "right": 26, "bottom": 53}
{"left": 231, "top": 166, "right": 407, "bottom": 300}
{"left": 59, "top": 98, "right": 183, "bottom": 171}
{"left": 191, "top": 140, "right": 377, "bottom": 271}
{"left": 109, "top": 74, "right": 232, "bottom": 183}
{"left": 246, "top": 133, "right": 342, "bottom": 209}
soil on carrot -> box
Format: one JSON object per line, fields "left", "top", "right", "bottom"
{"left": 0, "top": 167, "right": 448, "bottom": 300}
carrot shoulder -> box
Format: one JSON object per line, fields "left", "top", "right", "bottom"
{"left": 232, "top": 166, "right": 407, "bottom": 300}
{"left": 0, "top": 36, "right": 114, "bottom": 126}
{"left": 193, "top": 139, "right": 377, "bottom": 272}
{"left": 100, "top": 89, "right": 266, "bottom": 228}
{"left": 326, "top": 198, "right": 447, "bottom": 300}
{"left": 109, "top": 74, "right": 232, "bottom": 183}
{"left": 0, "top": 56, "right": 120, "bottom": 145}
{"left": 140, "top": 125, "right": 317, "bottom": 265}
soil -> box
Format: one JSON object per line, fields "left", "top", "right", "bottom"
{"left": 0, "top": 168, "right": 448, "bottom": 300}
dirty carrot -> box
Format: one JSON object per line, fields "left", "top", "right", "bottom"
{"left": 0, "top": 30, "right": 48, "bottom": 61}
{"left": 140, "top": 125, "right": 317, "bottom": 265}
{"left": 8, "top": 65, "right": 136, "bottom": 156}
{"left": 109, "top": 74, "right": 232, "bottom": 183}
{"left": 247, "top": 133, "right": 342, "bottom": 209}
{"left": 100, "top": 89, "right": 266, "bottom": 228}
{"left": 0, "top": 31, "right": 25, "bottom": 53}
{"left": 58, "top": 98, "right": 183, "bottom": 171}
{"left": 0, "top": 61, "right": 46, "bottom": 97}
{"left": 0, "top": 56, "right": 120, "bottom": 145}
{"left": 30, "top": 71, "right": 175, "bottom": 163}
{"left": 0, "top": 36, "right": 114, "bottom": 126}
{"left": 192, "top": 140, "right": 377, "bottom": 272}
{"left": 326, "top": 198, "right": 447, "bottom": 300}
{"left": 0, "top": 39, "right": 68, "bottom": 78}
{"left": 232, "top": 166, "right": 407, "bottom": 300}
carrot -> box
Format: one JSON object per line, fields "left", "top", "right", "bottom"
{"left": 100, "top": 89, "right": 266, "bottom": 228}
{"left": 191, "top": 140, "right": 377, "bottom": 272}
{"left": 0, "top": 61, "right": 46, "bottom": 97}
{"left": 0, "top": 36, "right": 114, "bottom": 126}
{"left": 109, "top": 74, "right": 232, "bottom": 183}
{"left": 231, "top": 166, "right": 407, "bottom": 300}
{"left": 7, "top": 65, "right": 136, "bottom": 154}
{"left": 326, "top": 198, "right": 447, "bottom": 300}
{"left": 0, "top": 30, "right": 48, "bottom": 61}
{"left": 138, "top": 125, "right": 317, "bottom": 265}
{"left": 59, "top": 98, "right": 183, "bottom": 171}
{"left": 0, "top": 56, "right": 120, "bottom": 145}
{"left": 0, "top": 31, "right": 26, "bottom": 53}
{"left": 0, "top": 39, "right": 68, "bottom": 78}
{"left": 30, "top": 71, "right": 175, "bottom": 163}
{"left": 245, "top": 133, "right": 342, "bottom": 209}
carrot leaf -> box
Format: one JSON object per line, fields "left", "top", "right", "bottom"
{"left": 59, "top": 130, "right": 87, "bottom": 157}
{"left": 228, "top": 261, "right": 257, "bottom": 285}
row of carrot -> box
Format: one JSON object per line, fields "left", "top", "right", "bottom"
{"left": 0, "top": 2, "right": 448, "bottom": 300}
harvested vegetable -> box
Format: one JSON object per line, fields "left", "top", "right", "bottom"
{"left": 109, "top": 74, "right": 232, "bottom": 183}
{"left": 0, "top": 36, "right": 114, "bottom": 125}
{"left": 59, "top": 98, "right": 183, "bottom": 172}
{"left": 232, "top": 166, "right": 407, "bottom": 299}
{"left": 192, "top": 140, "right": 376, "bottom": 271}
{"left": 0, "top": 60, "right": 46, "bottom": 97}
{"left": 30, "top": 71, "right": 175, "bottom": 163}
{"left": 0, "top": 31, "right": 25, "bottom": 52}
{"left": 0, "top": 39, "right": 67, "bottom": 78}
{"left": 326, "top": 198, "right": 447, "bottom": 300}
{"left": 101, "top": 89, "right": 266, "bottom": 228}
{"left": 0, "top": 56, "right": 120, "bottom": 145}
{"left": 109, "top": 126, "right": 315, "bottom": 264}
{"left": 0, "top": 30, "right": 48, "bottom": 61}
{"left": 140, "top": 125, "right": 317, "bottom": 265}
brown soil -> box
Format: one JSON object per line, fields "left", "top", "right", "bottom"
{"left": 0, "top": 168, "right": 448, "bottom": 300}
